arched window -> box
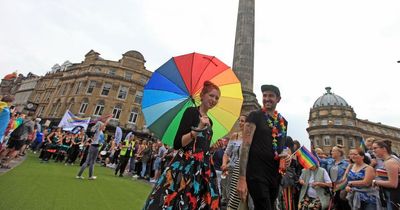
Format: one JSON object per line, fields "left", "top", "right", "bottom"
{"left": 93, "top": 100, "right": 105, "bottom": 116}
{"left": 128, "top": 107, "right": 139, "bottom": 124}
{"left": 79, "top": 98, "right": 89, "bottom": 114}
{"left": 112, "top": 104, "right": 123, "bottom": 119}
{"left": 67, "top": 98, "right": 75, "bottom": 111}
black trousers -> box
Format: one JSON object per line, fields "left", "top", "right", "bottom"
{"left": 247, "top": 180, "right": 279, "bottom": 210}
{"left": 115, "top": 156, "right": 129, "bottom": 175}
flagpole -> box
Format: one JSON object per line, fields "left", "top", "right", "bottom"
{"left": 289, "top": 147, "right": 301, "bottom": 159}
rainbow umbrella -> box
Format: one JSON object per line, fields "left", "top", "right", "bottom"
{"left": 142, "top": 52, "right": 243, "bottom": 146}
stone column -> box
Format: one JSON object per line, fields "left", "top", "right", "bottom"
{"left": 232, "top": 0, "right": 260, "bottom": 115}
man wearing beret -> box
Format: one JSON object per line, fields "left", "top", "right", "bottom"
{"left": 237, "top": 84, "right": 291, "bottom": 210}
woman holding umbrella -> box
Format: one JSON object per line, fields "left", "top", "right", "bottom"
{"left": 143, "top": 81, "right": 221, "bottom": 210}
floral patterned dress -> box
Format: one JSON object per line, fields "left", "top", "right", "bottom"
{"left": 143, "top": 107, "right": 220, "bottom": 210}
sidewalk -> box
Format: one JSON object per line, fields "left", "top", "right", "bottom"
{"left": 0, "top": 155, "right": 27, "bottom": 175}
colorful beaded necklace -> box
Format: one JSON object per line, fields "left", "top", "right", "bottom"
{"left": 262, "top": 108, "right": 287, "bottom": 160}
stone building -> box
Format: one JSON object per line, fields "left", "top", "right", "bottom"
{"left": 0, "top": 72, "right": 25, "bottom": 97}
{"left": 13, "top": 73, "right": 40, "bottom": 111}
{"left": 30, "top": 50, "right": 152, "bottom": 132}
{"left": 307, "top": 87, "right": 400, "bottom": 155}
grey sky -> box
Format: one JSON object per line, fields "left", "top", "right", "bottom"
{"left": 1, "top": 0, "right": 400, "bottom": 148}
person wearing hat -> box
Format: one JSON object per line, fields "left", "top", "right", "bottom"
{"left": 237, "top": 84, "right": 292, "bottom": 210}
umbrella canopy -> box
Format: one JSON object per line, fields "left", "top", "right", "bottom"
{"left": 142, "top": 52, "right": 243, "bottom": 145}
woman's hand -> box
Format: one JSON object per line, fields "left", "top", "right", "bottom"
{"left": 345, "top": 186, "right": 352, "bottom": 192}
{"left": 199, "top": 115, "right": 210, "bottom": 129}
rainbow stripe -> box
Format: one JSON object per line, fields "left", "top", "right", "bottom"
{"left": 376, "top": 168, "right": 388, "bottom": 178}
{"left": 295, "top": 146, "right": 319, "bottom": 169}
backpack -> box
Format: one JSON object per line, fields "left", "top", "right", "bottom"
{"left": 10, "top": 121, "right": 27, "bottom": 140}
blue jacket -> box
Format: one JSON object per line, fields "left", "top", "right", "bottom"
{"left": 320, "top": 157, "right": 349, "bottom": 182}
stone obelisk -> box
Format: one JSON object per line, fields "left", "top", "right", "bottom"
{"left": 232, "top": 0, "right": 260, "bottom": 115}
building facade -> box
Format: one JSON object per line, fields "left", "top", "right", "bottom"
{"left": 307, "top": 87, "right": 400, "bottom": 155}
{"left": 0, "top": 72, "right": 25, "bottom": 97}
{"left": 13, "top": 73, "right": 40, "bottom": 111}
{"left": 30, "top": 50, "right": 152, "bottom": 132}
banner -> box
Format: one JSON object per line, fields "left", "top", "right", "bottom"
{"left": 58, "top": 110, "right": 91, "bottom": 132}
{"left": 115, "top": 126, "right": 122, "bottom": 144}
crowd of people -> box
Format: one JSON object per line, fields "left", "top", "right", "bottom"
{"left": 1, "top": 82, "right": 399, "bottom": 210}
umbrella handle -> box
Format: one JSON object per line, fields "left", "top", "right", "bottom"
{"left": 191, "top": 125, "right": 208, "bottom": 132}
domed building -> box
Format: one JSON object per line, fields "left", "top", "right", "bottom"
{"left": 307, "top": 87, "right": 400, "bottom": 155}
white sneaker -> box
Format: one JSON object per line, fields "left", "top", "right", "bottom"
{"left": 75, "top": 176, "right": 84, "bottom": 179}
{"left": 150, "top": 179, "right": 156, "bottom": 183}
{"left": 88, "top": 176, "right": 97, "bottom": 180}
{"left": 132, "top": 174, "right": 139, "bottom": 178}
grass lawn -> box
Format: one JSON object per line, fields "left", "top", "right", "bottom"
{"left": 0, "top": 153, "right": 152, "bottom": 210}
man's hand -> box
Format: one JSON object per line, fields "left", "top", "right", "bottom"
{"left": 237, "top": 176, "right": 248, "bottom": 201}
{"left": 299, "top": 179, "right": 305, "bottom": 185}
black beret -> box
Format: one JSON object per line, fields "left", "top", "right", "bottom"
{"left": 261, "top": 84, "right": 280, "bottom": 97}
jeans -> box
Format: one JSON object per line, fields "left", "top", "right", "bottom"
{"left": 360, "top": 201, "right": 376, "bottom": 210}
{"left": 141, "top": 162, "right": 147, "bottom": 177}
{"left": 77, "top": 145, "right": 99, "bottom": 177}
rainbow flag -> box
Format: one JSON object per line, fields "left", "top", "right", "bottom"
{"left": 360, "top": 138, "right": 367, "bottom": 152}
{"left": 295, "top": 146, "right": 319, "bottom": 169}
{"left": 376, "top": 168, "right": 388, "bottom": 179}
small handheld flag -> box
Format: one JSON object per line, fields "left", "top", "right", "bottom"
{"left": 294, "top": 146, "right": 319, "bottom": 169}
{"left": 360, "top": 138, "right": 367, "bottom": 152}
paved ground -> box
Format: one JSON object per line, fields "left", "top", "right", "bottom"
{"left": 0, "top": 154, "right": 26, "bottom": 175}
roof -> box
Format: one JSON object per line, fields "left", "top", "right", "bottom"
{"left": 313, "top": 87, "right": 349, "bottom": 108}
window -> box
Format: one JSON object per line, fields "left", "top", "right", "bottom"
{"left": 335, "top": 119, "right": 342, "bottom": 125}
{"left": 125, "top": 71, "right": 133, "bottom": 80}
{"left": 67, "top": 99, "right": 74, "bottom": 111}
{"left": 323, "top": 135, "right": 331, "bottom": 146}
{"left": 87, "top": 81, "right": 96, "bottom": 94}
{"left": 312, "top": 120, "right": 318, "bottom": 126}
{"left": 128, "top": 107, "right": 139, "bottom": 124}
{"left": 79, "top": 99, "right": 88, "bottom": 114}
{"left": 117, "top": 85, "right": 129, "bottom": 99}
{"left": 94, "top": 68, "right": 101, "bottom": 73}
{"left": 75, "top": 81, "right": 82, "bottom": 95}
{"left": 101, "top": 83, "right": 112, "bottom": 96}
{"left": 314, "top": 137, "right": 320, "bottom": 147}
{"left": 336, "top": 136, "right": 344, "bottom": 146}
{"left": 140, "top": 75, "right": 148, "bottom": 84}
{"left": 61, "top": 84, "right": 69, "bottom": 95}
{"left": 37, "top": 106, "right": 44, "bottom": 117}
{"left": 45, "top": 92, "right": 51, "bottom": 102}
{"left": 34, "top": 94, "right": 41, "bottom": 103}
{"left": 51, "top": 101, "right": 61, "bottom": 117}
{"left": 93, "top": 101, "right": 105, "bottom": 116}
{"left": 108, "top": 69, "right": 116, "bottom": 76}
{"left": 321, "top": 119, "right": 328, "bottom": 126}
{"left": 348, "top": 120, "right": 354, "bottom": 126}
{"left": 349, "top": 138, "right": 355, "bottom": 148}
{"left": 112, "top": 104, "right": 122, "bottom": 119}
{"left": 134, "top": 91, "right": 143, "bottom": 104}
